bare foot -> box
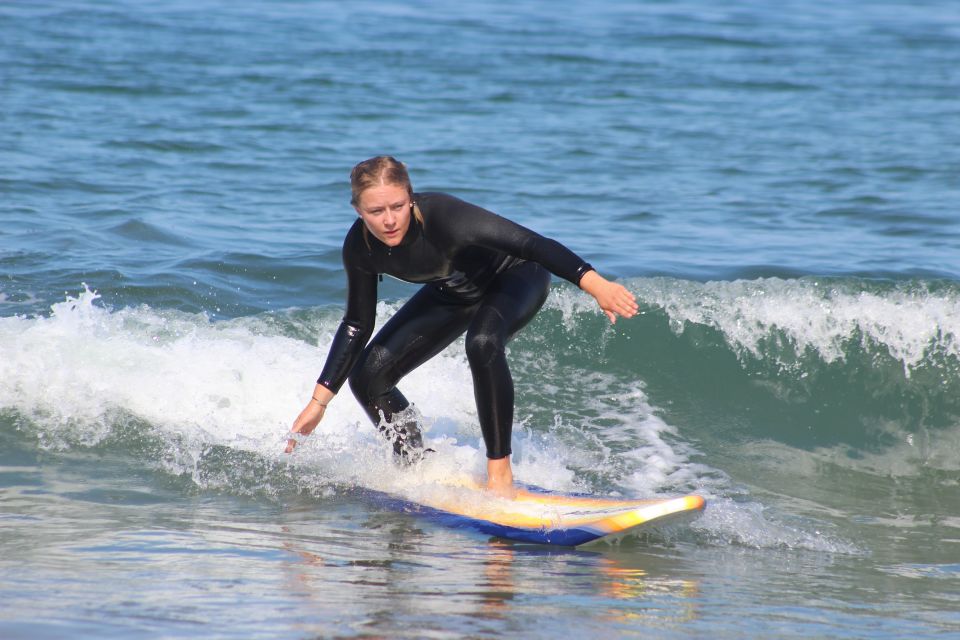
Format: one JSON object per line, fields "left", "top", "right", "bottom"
{"left": 486, "top": 456, "right": 516, "bottom": 499}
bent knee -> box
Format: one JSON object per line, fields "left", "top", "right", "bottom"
{"left": 349, "top": 343, "right": 394, "bottom": 399}
{"left": 466, "top": 332, "right": 504, "bottom": 368}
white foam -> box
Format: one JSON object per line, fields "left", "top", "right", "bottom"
{"left": 690, "top": 495, "right": 862, "bottom": 554}
{"left": 2, "top": 286, "right": 305, "bottom": 448}
{"left": 0, "top": 286, "right": 582, "bottom": 491}
{"left": 0, "top": 284, "right": 860, "bottom": 552}
{"left": 627, "top": 277, "right": 960, "bottom": 375}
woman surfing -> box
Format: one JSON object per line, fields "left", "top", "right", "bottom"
{"left": 286, "top": 156, "right": 638, "bottom": 495}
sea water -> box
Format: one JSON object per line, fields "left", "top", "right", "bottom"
{"left": 2, "top": 1, "right": 959, "bottom": 637}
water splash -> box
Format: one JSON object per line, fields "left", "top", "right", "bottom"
{"left": 0, "top": 283, "right": 875, "bottom": 553}
{"left": 630, "top": 277, "right": 960, "bottom": 376}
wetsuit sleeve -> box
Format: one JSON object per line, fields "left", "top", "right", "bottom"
{"left": 316, "top": 239, "right": 377, "bottom": 393}
{"left": 432, "top": 194, "right": 593, "bottom": 285}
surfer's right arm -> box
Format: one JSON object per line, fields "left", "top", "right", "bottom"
{"left": 286, "top": 228, "right": 377, "bottom": 453}
{"left": 286, "top": 383, "right": 335, "bottom": 453}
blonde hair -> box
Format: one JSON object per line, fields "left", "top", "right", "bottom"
{"left": 351, "top": 156, "right": 424, "bottom": 250}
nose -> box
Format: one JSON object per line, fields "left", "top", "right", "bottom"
{"left": 383, "top": 211, "right": 396, "bottom": 228}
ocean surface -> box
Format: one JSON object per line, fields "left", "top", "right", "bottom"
{"left": 2, "top": 0, "right": 960, "bottom": 637}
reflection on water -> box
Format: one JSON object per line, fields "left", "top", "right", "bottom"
{"left": 4, "top": 452, "right": 952, "bottom": 638}
{"left": 597, "top": 556, "right": 701, "bottom": 627}
{"left": 277, "top": 504, "right": 703, "bottom": 634}
{"left": 479, "top": 540, "right": 516, "bottom": 617}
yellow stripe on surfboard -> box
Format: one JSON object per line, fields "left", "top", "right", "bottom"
{"left": 410, "top": 480, "right": 706, "bottom": 533}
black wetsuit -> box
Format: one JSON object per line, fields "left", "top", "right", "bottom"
{"left": 317, "top": 192, "right": 593, "bottom": 460}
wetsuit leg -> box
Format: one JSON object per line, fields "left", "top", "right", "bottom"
{"left": 349, "top": 285, "right": 475, "bottom": 459}
{"left": 465, "top": 261, "right": 552, "bottom": 459}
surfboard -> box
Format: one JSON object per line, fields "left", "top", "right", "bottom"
{"left": 378, "top": 478, "right": 706, "bottom": 546}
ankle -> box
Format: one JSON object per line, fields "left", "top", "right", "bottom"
{"left": 486, "top": 456, "right": 513, "bottom": 485}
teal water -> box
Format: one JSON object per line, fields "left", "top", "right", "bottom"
{"left": 3, "top": 1, "right": 960, "bottom": 637}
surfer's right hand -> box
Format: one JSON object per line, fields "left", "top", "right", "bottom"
{"left": 285, "top": 386, "right": 334, "bottom": 453}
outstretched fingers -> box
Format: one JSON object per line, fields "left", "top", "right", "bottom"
{"left": 602, "top": 283, "right": 638, "bottom": 322}
{"left": 613, "top": 285, "right": 638, "bottom": 318}
{"left": 576, "top": 270, "right": 639, "bottom": 324}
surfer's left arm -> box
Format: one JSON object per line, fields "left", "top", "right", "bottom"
{"left": 443, "top": 197, "right": 638, "bottom": 323}
{"left": 434, "top": 194, "right": 638, "bottom": 323}
{"left": 578, "top": 270, "right": 638, "bottom": 324}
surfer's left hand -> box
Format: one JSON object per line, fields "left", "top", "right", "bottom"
{"left": 579, "top": 270, "right": 638, "bottom": 324}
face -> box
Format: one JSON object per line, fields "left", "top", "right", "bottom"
{"left": 354, "top": 183, "right": 412, "bottom": 247}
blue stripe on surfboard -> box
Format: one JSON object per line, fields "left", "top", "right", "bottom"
{"left": 360, "top": 488, "right": 620, "bottom": 546}
{"left": 400, "top": 498, "right": 608, "bottom": 546}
